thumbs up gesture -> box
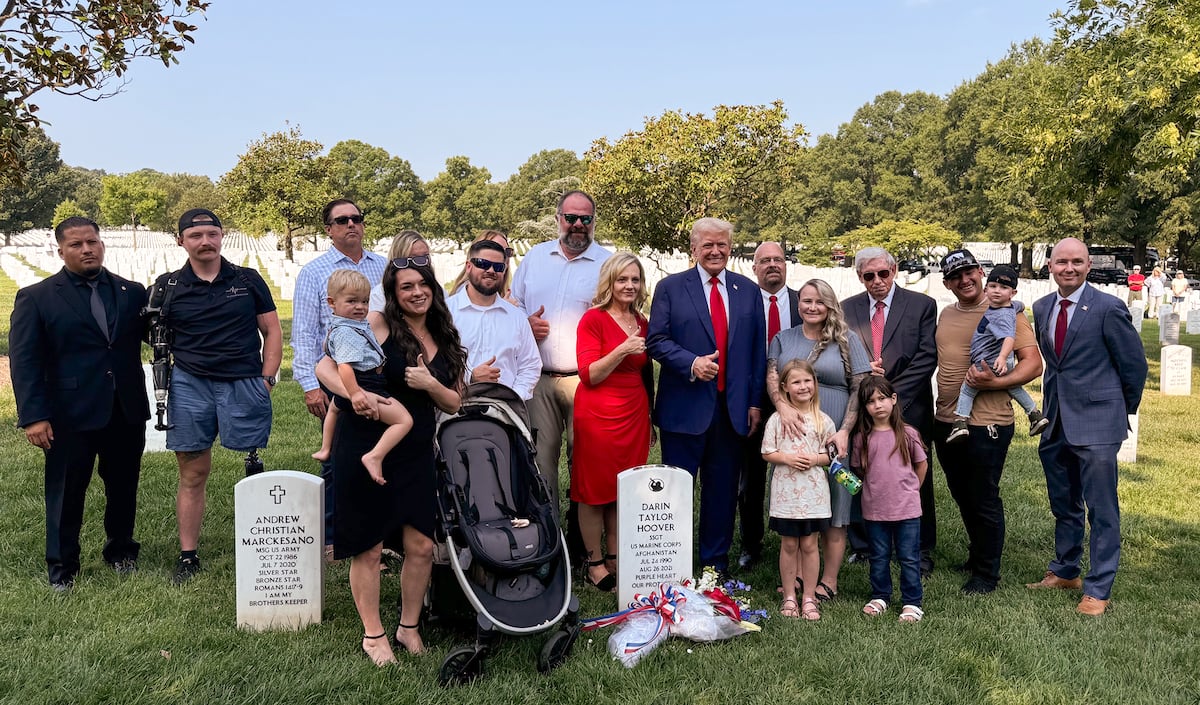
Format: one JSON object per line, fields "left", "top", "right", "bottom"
{"left": 528, "top": 305, "right": 550, "bottom": 341}
{"left": 471, "top": 355, "right": 501, "bottom": 384}
{"left": 405, "top": 354, "right": 436, "bottom": 390}
{"left": 692, "top": 350, "right": 720, "bottom": 382}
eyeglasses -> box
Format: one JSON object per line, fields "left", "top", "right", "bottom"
{"left": 861, "top": 269, "right": 892, "bottom": 283}
{"left": 561, "top": 214, "right": 594, "bottom": 225}
{"left": 330, "top": 214, "right": 365, "bottom": 226}
{"left": 391, "top": 255, "right": 430, "bottom": 269}
{"left": 502, "top": 247, "right": 514, "bottom": 258}
{"left": 469, "top": 257, "right": 507, "bottom": 273}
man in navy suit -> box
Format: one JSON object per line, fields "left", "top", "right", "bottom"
{"left": 843, "top": 247, "right": 938, "bottom": 575}
{"left": 737, "top": 241, "right": 798, "bottom": 570}
{"left": 1027, "top": 237, "right": 1146, "bottom": 616}
{"left": 648, "top": 217, "right": 766, "bottom": 573}
{"left": 10, "top": 217, "right": 150, "bottom": 591}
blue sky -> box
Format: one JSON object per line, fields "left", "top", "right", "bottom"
{"left": 34, "top": 0, "right": 1058, "bottom": 183}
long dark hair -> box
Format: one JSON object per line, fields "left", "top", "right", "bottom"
{"left": 381, "top": 261, "right": 467, "bottom": 384}
{"left": 852, "top": 375, "right": 921, "bottom": 472}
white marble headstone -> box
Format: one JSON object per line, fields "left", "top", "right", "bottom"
{"left": 617, "top": 465, "right": 693, "bottom": 607}
{"left": 1117, "top": 414, "right": 1139, "bottom": 463}
{"left": 1163, "top": 313, "right": 1181, "bottom": 346}
{"left": 1131, "top": 308, "right": 1144, "bottom": 332}
{"left": 235, "top": 471, "right": 324, "bottom": 631}
{"left": 1159, "top": 304, "right": 1174, "bottom": 322}
{"left": 1161, "top": 345, "right": 1193, "bottom": 396}
{"left": 1187, "top": 310, "right": 1200, "bottom": 335}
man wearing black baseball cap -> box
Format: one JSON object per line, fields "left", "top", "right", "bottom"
{"left": 154, "top": 209, "right": 282, "bottom": 584}
{"left": 932, "top": 250, "right": 1043, "bottom": 595}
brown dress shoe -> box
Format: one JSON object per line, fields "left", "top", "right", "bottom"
{"left": 1025, "top": 571, "right": 1083, "bottom": 590}
{"left": 1076, "top": 595, "right": 1109, "bottom": 616}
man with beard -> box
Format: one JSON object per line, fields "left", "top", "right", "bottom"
{"left": 648, "top": 218, "right": 765, "bottom": 575}
{"left": 1027, "top": 237, "right": 1146, "bottom": 616}
{"left": 842, "top": 246, "right": 938, "bottom": 576}
{"left": 10, "top": 217, "right": 150, "bottom": 591}
{"left": 737, "top": 241, "right": 799, "bottom": 571}
{"left": 511, "top": 191, "right": 612, "bottom": 514}
{"left": 447, "top": 239, "right": 541, "bottom": 399}
{"left": 156, "top": 209, "right": 282, "bottom": 584}
{"left": 933, "top": 249, "right": 1041, "bottom": 595}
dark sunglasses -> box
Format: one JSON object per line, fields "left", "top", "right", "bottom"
{"left": 391, "top": 255, "right": 430, "bottom": 269}
{"left": 561, "top": 213, "right": 594, "bottom": 225}
{"left": 502, "top": 247, "right": 514, "bottom": 258}
{"left": 469, "top": 257, "right": 507, "bottom": 273}
{"left": 330, "top": 214, "right": 365, "bottom": 225}
{"left": 861, "top": 268, "right": 892, "bottom": 283}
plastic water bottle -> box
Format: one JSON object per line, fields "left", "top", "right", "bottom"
{"left": 825, "top": 442, "right": 862, "bottom": 495}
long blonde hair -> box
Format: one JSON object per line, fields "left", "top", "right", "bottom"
{"left": 591, "top": 252, "right": 648, "bottom": 314}
{"left": 800, "top": 278, "right": 853, "bottom": 380}
{"left": 778, "top": 359, "right": 824, "bottom": 438}
{"left": 388, "top": 230, "right": 427, "bottom": 261}
{"left": 450, "top": 230, "right": 512, "bottom": 295}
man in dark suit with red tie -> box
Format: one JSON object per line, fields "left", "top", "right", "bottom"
{"left": 648, "top": 217, "right": 766, "bottom": 574}
{"left": 843, "top": 247, "right": 939, "bottom": 575}
{"left": 1027, "top": 237, "right": 1146, "bottom": 616}
{"left": 10, "top": 217, "right": 149, "bottom": 591}
{"left": 737, "top": 241, "right": 799, "bottom": 570}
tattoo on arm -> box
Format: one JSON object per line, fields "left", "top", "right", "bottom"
{"left": 766, "top": 360, "right": 781, "bottom": 407}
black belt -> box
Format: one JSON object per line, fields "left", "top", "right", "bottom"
{"left": 542, "top": 370, "right": 578, "bottom": 378}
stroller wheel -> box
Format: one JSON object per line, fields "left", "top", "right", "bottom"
{"left": 536, "top": 628, "right": 577, "bottom": 674}
{"left": 439, "top": 646, "right": 484, "bottom": 687}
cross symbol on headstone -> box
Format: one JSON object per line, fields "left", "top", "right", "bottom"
{"left": 270, "top": 485, "right": 286, "bottom": 505}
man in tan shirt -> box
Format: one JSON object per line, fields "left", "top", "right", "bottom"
{"left": 933, "top": 249, "right": 1042, "bottom": 595}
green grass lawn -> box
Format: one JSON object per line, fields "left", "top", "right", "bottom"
{"left": 2, "top": 273, "right": 1199, "bottom": 704}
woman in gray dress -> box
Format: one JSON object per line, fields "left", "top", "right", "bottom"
{"left": 766, "top": 278, "right": 871, "bottom": 602}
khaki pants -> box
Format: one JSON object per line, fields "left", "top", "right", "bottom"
{"left": 527, "top": 373, "right": 580, "bottom": 507}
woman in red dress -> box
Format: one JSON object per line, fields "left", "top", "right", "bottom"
{"left": 572, "top": 252, "right": 654, "bottom": 591}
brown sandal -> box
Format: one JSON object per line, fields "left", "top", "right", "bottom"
{"left": 801, "top": 597, "right": 821, "bottom": 621}
{"left": 780, "top": 597, "right": 800, "bottom": 618}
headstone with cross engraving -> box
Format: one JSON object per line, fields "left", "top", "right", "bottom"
{"left": 234, "top": 471, "right": 324, "bottom": 630}
{"left": 616, "top": 465, "right": 693, "bottom": 608}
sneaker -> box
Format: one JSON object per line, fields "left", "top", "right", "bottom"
{"left": 1028, "top": 409, "right": 1050, "bottom": 436}
{"left": 110, "top": 558, "right": 138, "bottom": 575}
{"left": 946, "top": 419, "right": 970, "bottom": 444}
{"left": 173, "top": 555, "right": 201, "bottom": 585}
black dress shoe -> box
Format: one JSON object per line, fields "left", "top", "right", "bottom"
{"left": 737, "top": 552, "right": 760, "bottom": 571}
{"left": 110, "top": 558, "right": 138, "bottom": 575}
{"left": 50, "top": 580, "right": 74, "bottom": 593}
{"left": 961, "top": 576, "right": 997, "bottom": 595}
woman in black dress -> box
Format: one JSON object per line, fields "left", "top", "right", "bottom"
{"left": 318, "top": 257, "right": 465, "bottom": 666}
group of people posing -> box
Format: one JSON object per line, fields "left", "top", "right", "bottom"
{"left": 10, "top": 190, "right": 1147, "bottom": 667}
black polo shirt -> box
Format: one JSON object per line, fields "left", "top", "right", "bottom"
{"left": 162, "top": 257, "right": 275, "bottom": 381}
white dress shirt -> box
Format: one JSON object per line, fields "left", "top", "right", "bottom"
{"left": 447, "top": 288, "right": 542, "bottom": 400}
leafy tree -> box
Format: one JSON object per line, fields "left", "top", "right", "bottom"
{"left": 0, "top": 0, "right": 208, "bottom": 178}
{"left": 584, "top": 102, "right": 804, "bottom": 252}
{"left": 1016, "top": 0, "right": 1200, "bottom": 262}
{"left": 219, "top": 126, "right": 331, "bottom": 260}
{"left": 512, "top": 175, "right": 583, "bottom": 242}
{"left": 495, "top": 149, "right": 584, "bottom": 232}
{"left": 325, "top": 140, "right": 424, "bottom": 243}
{"left": 148, "top": 170, "right": 222, "bottom": 232}
{"left": 58, "top": 165, "right": 105, "bottom": 221}
{"left": 0, "top": 124, "right": 66, "bottom": 244}
{"left": 841, "top": 220, "right": 963, "bottom": 261}
{"left": 420, "top": 156, "right": 496, "bottom": 244}
{"left": 51, "top": 197, "right": 86, "bottom": 224}
{"left": 99, "top": 172, "right": 166, "bottom": 230}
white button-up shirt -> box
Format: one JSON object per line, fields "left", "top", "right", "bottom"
{"left": 447, "top": 288, "right": 542, "bottom": 400}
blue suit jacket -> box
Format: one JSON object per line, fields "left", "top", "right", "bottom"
{"left": 10, "top": 268, "right": 150, "bottom": 432}
{"left": 648, "top": 267, "right": 765, "bottom": 436}
{"left": 1033, "top": 283, "right": 1147, "bottom": 446}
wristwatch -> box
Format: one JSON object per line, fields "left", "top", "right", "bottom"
{"left": 262, "top": 375, "right": 277, "bottom": 386}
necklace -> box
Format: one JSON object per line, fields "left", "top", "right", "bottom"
{"left": 610, "top": 309, "right": 640, "bottom": 334}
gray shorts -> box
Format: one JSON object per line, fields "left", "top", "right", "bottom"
{"left": 166, "top": 367, "right": 272, "bottom": 452}
{"left": 828, "top": 474, "right": 852, "bottom": 527}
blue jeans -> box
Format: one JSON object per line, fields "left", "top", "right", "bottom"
{"left": 867, "top": 518, "right": 923, "bottom": 607}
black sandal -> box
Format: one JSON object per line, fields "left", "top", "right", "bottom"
{"left": 814, "top": 581, "right": 838, "bottom": 602}
{"left": 584, "top": 558, "right": 617, "bottom": 592}
{"left": 393, "top": 622, "right": 426, "bottom": 655}
{"left": 362, "top": 633, "right": 396, "bottom": 666}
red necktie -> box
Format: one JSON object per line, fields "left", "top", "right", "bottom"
{"left": 709, "top": 276, "right": 728, "bottom": 391}
{"left": 871, "top": 300, "right": 885, "bottom": 360}
{"left": 767, "top": 295, "right": 781, "bottom": 344}
{"left": 1054, "top": 299, "right": 1071, "bottom": 357}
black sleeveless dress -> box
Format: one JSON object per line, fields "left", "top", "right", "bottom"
{"left": 331, "top": 336, "right": 449, "bottom": 559}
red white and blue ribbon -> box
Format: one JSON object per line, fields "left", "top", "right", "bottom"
{"left": 581, "top": 584, "right": 688, "bottom": 654}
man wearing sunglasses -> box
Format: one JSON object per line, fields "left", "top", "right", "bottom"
{"left": 291, "top": 199, "right": 388, "bottom": 553}
{"left": 447, "top": 240, "right": 541, "bottom": 399}
{"left": 932, "top": 248, "right": 1041, "bottom": 596}
{"left": 510, "top": 190, "right": 612, "bottom": 552}
{"left": 842, "top": 247, "right": 939, "bottom": 577}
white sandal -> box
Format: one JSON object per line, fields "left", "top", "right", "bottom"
{"left": 862, "top": 598, "right": 888, "bottom": 616}
{"left": 899, "top": 605, "right": 924, "bottom": 623}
